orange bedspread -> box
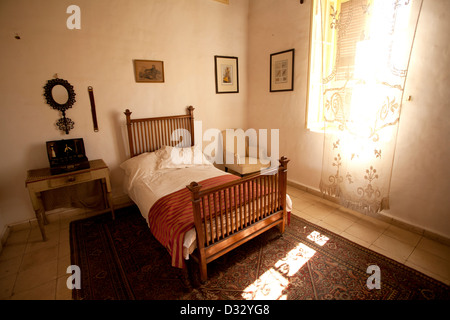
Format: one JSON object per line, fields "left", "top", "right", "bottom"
{"left": 147, "top": 174, "right": 240, "bottom": 268}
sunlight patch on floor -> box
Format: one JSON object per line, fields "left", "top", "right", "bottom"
{"left": 242, "top": 230, "right": 330, "bottom": 300}
{"left": 307, "top": 230, "right": 330, "bottom": 246}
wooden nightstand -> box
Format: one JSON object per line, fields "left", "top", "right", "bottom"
{"left": 25, "top": 159, "right": 115, "bottom": 241}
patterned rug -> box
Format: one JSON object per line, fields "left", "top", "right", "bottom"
{"left": 69, "top": 205, "right": 449, "bottom": 300}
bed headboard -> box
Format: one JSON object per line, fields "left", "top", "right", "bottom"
{"left": 124, "top": 106, "right": 195, "bottom": 157}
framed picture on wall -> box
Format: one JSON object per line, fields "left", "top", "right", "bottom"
{"left": 270, "top": 49, "right": 295, "bottom": 92}
{"left": 133, "top": 60, "right": 165, "bottom": 83}
{"left": 214, "top": 56, "right": 239, "bottom": 94}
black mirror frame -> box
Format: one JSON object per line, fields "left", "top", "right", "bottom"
{"left": 43, "top": 78, "right": 76, "bottom": 112}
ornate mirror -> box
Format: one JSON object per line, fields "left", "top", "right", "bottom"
{"left": 51, "top": 85, "right": 69, "bottom": 105}
{"left": 43, "top": 78, "right": 76, "bottom": 134}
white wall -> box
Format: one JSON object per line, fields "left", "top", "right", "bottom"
{"left": 247, "top": 0, "right": 450, "bottom": 238}
{"left": 1, "top": 0, "right": 449, "bottom": 240}
{"left": 0, "top": 0, "right": 249, "bottom": 227}
{"left": 247, "top": 0, "right": 323, "bottom": 189}
{"left": 388, "top": 0, "right": 450, "bottom": 238}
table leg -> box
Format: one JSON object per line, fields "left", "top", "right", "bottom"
{"left": 107, "top": 191, "right": 115, "bottom": 220}
{"left": 42, "top": 209, "right": 49, "bottom": 225}
{"left": 101, "top": 178, "right": 115, "bottom": 220}
{"left": 35, "top": 207, "right": 47, "bottom": 241}
{"left": 28, "top": 191, "right": 47, "bottom": 241}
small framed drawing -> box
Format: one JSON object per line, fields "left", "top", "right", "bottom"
{"left": 133, "top": 60, "right": 165, "bottom": 83}
{"left": 214, "top": 56, "right": 239, "bottom": 94}
{"left": 270, "top": 49, "right": 294, "bottom": 92}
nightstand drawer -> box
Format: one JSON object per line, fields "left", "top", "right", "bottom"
{"left": 48, "top": 171, "right": 92, "bottom": 188}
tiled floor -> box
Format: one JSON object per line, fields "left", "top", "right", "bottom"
{"left": 287, "top": 186, "right": 450, "bottom": 286}
{"left": 1, "top": 185, "right": 449, "bottom": 300}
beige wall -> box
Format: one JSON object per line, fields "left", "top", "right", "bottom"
{"left": 0, "top": 0, "right": 249, "bottom": 229}
{"left": 247, "top": 0, "right": 323, "bottom": 190}
{"left": 246, "top": 0, "right": 450, "bottom": 238}
{"left": 1, "top": 0, "right": 449, "bottom": 240}
{"left": 388, "top": 0, "right": 450, "bottom": 238}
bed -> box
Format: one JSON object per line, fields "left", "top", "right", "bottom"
{"left": 121, "top": 106, "right": 290, "bottom": 282}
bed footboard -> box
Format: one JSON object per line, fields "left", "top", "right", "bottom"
{"left": 187, "top": 157, "right": 289, "bottom": 282}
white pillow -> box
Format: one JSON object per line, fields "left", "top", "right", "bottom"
{"left": 120, "top": 151, "right": 162, "bottom": 193}
{"left": 158, "top": 145, "right": 213, "bottom": 169}
{"left": 120, "top": 152, "right": 160, "bottom": 177}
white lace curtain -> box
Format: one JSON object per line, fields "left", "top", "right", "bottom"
{"left": 310, "top": 0, "right": 423, "bottom": 214}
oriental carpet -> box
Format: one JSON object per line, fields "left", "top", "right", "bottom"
{"left": 69, "top": 205, "right": 449, "bottom": 300}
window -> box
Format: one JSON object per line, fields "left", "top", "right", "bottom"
{"left": 306, "top": 0, "right": 374, "bottom": 133}
{"left": 308, "top": 0, "right": 422, "bottom": 214}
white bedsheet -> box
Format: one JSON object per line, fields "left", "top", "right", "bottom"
{"left": 124, "top": 165, "right": 230, "bottom": 259}
{"left": 127, "top": 165, "right": 230, "bottom": 223}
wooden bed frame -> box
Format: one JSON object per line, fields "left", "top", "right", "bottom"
{"left": 124, "top": 106, "right": 289, "bottom": 282}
